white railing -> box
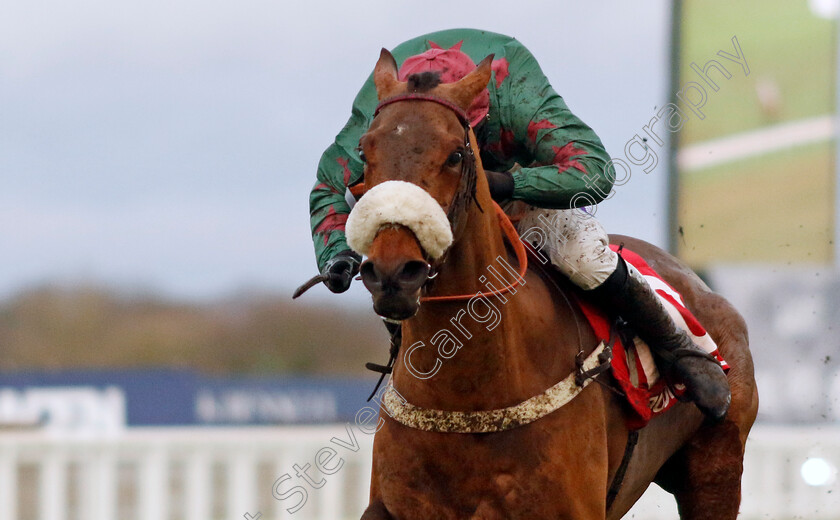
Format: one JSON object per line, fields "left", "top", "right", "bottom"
{"left": 629, "top": 425, "right": 840, "bottom": 519}
{"left": 0, "top": 424, "right": 837, "bottom": 520}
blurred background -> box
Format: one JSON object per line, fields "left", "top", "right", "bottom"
{"left": 1, "top": 0, "right": 838, "bottom": 518}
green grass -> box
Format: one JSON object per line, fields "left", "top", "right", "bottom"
{"left": 675, "top": 0, "right": 836, "bottom": 267}
{"left": 678, "top": 141, "right": 835, "bottom": 265}
{"left": 678, "top": 0, "right": 835, "bottom": 144}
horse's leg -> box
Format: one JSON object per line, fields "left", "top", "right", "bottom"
{"left": 656, "top": 348, "right": 756, "bottom": 520}
{"left": 361, "top": 500, "right": 395, "bottom": 520}
{"left": 655, "top": 419, "right": 747, "bottom": 520}
{"left": 654, "top": 314, "right": 757, "bottom": 519}
{"left": 656, "top": 282, "right": 757, "bottom": 519}
{"left": 362, "top": 462, "right": 394, "bottom": 520}
{"left": 608, "top": 235, "right": 758, "bottom": 519}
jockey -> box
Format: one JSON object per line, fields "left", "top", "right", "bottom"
{"left": 308, "top": 29, "right": 730, "bottom": 421}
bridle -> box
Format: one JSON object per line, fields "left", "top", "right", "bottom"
{"left": 374, "top": 93, "right": 478, "bottom": 240}
{"left": 364, "top": 92, "right": 625, "bottom": 506}
{"left": 356, "top": 91, "right": 530, "bottom": 397}
{"left": 361, "top": 92, "right": 615, "bottom": 431}
{"left": 370, "top": 92, "right": 527, "bottom": 303}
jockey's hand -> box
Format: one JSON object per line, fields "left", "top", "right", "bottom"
{"left": 322, "top": 250, "right": 362, "bottom": 293}
{"left": 485, "top": 170, "right": 514, "bottom": 201}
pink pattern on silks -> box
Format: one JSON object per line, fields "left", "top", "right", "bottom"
{"left": 336, "top": 157, "right": 353, "bottom": 185}
{"left": 314, "top": 182, "right": 339, "bottom": 194}
{"left": 491, "top": 58, "right": 509, "bottom": 88}
{"left": 486, "top": 128, "right": 516, "bottom": 157}
{"left": 314, "top": 206, "right": 349, "bottom": 246}
{"left": 527, "top": 119, "right": 557, "bottom": 144}
{"left": 551, "top": 142, "right": 588, "bottom": 174}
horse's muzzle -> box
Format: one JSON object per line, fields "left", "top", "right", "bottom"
{"left": 360, "top": 259, "right": 429, "bottom": 320}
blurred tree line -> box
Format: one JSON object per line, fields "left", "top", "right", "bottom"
{"left": 0, "top": 285, "right": 388, "bottom": 375}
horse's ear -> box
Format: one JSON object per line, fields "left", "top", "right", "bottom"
{"left": 439, "top": 54, "right": 494, "bottom": 111}
{"left": 373, "top": 48, "right": 401, "bottom": 100}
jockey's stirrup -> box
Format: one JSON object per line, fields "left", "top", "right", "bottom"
{"left": 587, "top": 257, "right": 731, "bottom": 422}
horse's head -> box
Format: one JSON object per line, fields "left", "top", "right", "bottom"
{"left": 345, "top": 49, "right": 493, "bottom": 320}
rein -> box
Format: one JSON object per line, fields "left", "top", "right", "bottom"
{"left": 376, "top": 92, "right": 477, "bottom": 241}
{"left": 421, "top": 201, "right": 526, "bottom": 302}
{"left": 348, "top": 184, "right": 528, "bottom": 303}
{"left": 357, "top": 92, "right": 528, "bottom": 398}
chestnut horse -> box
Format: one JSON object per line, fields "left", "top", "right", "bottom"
{"left": 351, "top": 50, "right": 758, "bottom": 519}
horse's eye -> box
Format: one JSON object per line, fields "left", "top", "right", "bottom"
{"left": 359, "top": 150, "right": 367, "bottom": 163}
{"left": 446, "top": 151, "right": 463, "bottom": 167}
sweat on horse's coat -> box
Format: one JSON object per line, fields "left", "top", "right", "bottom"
{"left": 345, "top": 180, "right": 453, "bottom": 259}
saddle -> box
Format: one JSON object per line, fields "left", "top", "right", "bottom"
{"left": 565, "top": 245, "right": 730, "bottom": 429}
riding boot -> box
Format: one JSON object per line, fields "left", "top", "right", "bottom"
{"left": 586, "top": 256, "right": 731, "bottom": 422}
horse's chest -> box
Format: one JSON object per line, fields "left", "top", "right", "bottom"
{"left": 373, "top": 420, "right": 586, "bottom": 518}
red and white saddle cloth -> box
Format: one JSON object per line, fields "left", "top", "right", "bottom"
{"left": 575, "top": 245, "right": 729, "bottom": 430}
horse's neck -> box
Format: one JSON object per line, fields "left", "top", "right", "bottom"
{"left": 428, "top": 203, "right": 505, "bottom": 297}
{"left": 420, "top": 134, "right": 507, "bottom": 300}
{"left": 393, "top": 188, "right": 569, "bottom": 410}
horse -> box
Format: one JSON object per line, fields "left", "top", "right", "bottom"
{"left": 348, "top": 49, "right": 758, "bottom": 519}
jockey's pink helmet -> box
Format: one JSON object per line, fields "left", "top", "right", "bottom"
{"left": 398, "top": 40, "right": 490, "bottom": 128}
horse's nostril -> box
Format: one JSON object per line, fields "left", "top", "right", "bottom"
{"left": 360, "top": 261, "right": 381, "bottom": 289}
{"left": 361, "top": 259, "right": 428, "bottom": 294}
{"left": 398, "top": 261, "right": 430, "bottom": 289}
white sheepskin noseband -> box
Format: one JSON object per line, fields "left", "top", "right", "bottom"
{"left": 345, "top": 180, "right": 453, "bottom": 259}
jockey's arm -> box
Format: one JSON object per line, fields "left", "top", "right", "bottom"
{"left": 501, "top": 45, "right": 614, "bottom": 209}
{"left": 309, "top": 83, "right": 378, "bottom": 272}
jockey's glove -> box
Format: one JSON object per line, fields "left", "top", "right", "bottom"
{"left": 323, "top": 250, "right": 362, "bottom": 293}
{"left": 485, "top": 170, "right": 515, "bottom": 201}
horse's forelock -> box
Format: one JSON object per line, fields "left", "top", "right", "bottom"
{"left": 406, "top": 71, "right": 442, "bottom": 93}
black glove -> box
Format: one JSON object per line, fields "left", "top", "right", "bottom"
{"left": 322, "top": 250, "right": 362, "bottom": 293}
{"left": 485, "top": 170, "right": 515, "bottom": 201}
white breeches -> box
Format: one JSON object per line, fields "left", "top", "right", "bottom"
{"left": 515, "top": 207, "right": 619, "bottom": 290}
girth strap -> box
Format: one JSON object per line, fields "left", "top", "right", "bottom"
{"left": 606, "top": 429, "right": 640, "bottom": 510}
